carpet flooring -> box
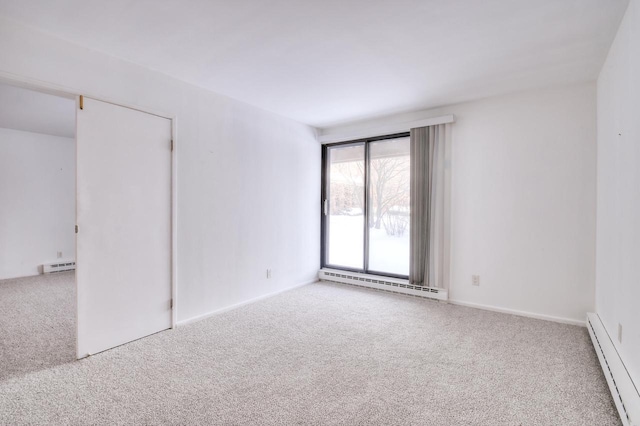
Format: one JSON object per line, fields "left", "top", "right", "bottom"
{"left": 0, "top": 273, "right": 620, "bottom": 425}
{"left": 0, "top": 272, "right": 76, "bottom": 381}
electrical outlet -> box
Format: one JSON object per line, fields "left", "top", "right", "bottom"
{"left": 472, "top": 275, "right": 480, "bottom": 286}
{"left": 57, "top": 251, "right": 63, "bottom": 259}
{"left": 618, "top": 323, "right": 623, "bottom": 343}
{"left": 266, "top": 269, "right": 272, "bottom": 279}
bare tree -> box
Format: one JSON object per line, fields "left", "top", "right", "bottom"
{"left": 369, "top": 156, "right": 409, "bottom": 230}
{"left": 330, "top": 161, "right": 365, "bottom": 213}
{"left": 332, "top": 155, "right": 409, "bottom": 233}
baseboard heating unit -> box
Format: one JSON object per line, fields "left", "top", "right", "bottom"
{"left": 42, "top": 261, "right": 76, "bottom": 274}
{"left": 318, "top": 268, "right": 447, "bottom": 301}
{"left": 587, "top": 313, "right": 640, "bottom": 426}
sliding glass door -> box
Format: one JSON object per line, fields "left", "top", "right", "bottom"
{"left": 322, "top": 134, "right": 410, "bottom": 278}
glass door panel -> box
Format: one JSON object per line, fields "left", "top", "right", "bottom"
{"left": 326, "top": 144, "right": 365, "bottom": 269}
{"left": 368, "top": 137, "right": 410, "bottom": 276}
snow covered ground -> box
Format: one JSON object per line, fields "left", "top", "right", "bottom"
{"left": 327, "top": 215, "right": 409, "bottom": 276}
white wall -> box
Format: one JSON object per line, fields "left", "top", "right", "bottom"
{"left": 322, "top": 83, "right": 597, "bottom": 324}
{"left": 0, "top": 127, "right": 75, "bottom": 279}
{"left": 0, "top": 18, "right": 320, "bottom": 322}
{"left": 596, "top": 0, "right": 639, "bottom": 388}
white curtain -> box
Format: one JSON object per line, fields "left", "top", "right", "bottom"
{"left": 409, "top": 124, "right": 447, "bottom": 288}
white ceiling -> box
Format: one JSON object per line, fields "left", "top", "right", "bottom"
{"left": 0, "top": 0, "right": 629, "bottom": 128}
{"left": 0, "top": 83, "right": 75, "bottom": 138}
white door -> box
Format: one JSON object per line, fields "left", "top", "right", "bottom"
{"left": 76, "top": 97, "right": 172, "bottom": 358}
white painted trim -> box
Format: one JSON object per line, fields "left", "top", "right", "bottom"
{"left": 0, "top": 70, "right": 174, "bottom": 120}
{"left": 75, "top": 96, "right": 80, "bottom": 361}
{"left": 176, "top": 279, "right": 318, "bottom": 326}
{"left": 318, "top": 114, "right": 455, "bottom": 144}
{"left": 587, "top": 313, "right": 640, "bottom": 426}
{"left": 0, "top": 272, "right": 43, "bottom": 281}
{"left": 0, "top": 70, "right": 76, "bottom": 100}
{"left": 170, "top": 117, "right": 178, "bottom": 328}
{"left": 448, "top": 299, "right": 586, "bottom": 327}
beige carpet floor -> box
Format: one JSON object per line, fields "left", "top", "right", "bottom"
{"left": 0, "top": 272, "right": 76, "bottom": 381}
{"left": 0, "top": 273, "right": 620, "bottom": 425}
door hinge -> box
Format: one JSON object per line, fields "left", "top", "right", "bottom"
{"left": 323, "top": 199, "right": 328, "bottom": 215}
{"left": 170, "top": 139, "right": 174, "bottom": 151}
{"left": 79, "top": 95, "right": 84, "bottom": 110}
{"left": 170, "top": 298, "right": 174, "bottom": 309}
{"left": 75, "top": 225, "right": 78, "bottom": 234}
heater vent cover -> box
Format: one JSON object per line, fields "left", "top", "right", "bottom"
{"left": 318, "top": 269, "right": 447, "bottom": 301}
{"left": 587, "top": 313, "right": 640, "bottom": 426}
{"left": 42, "top": 261, "right": 76, "bottom": 274}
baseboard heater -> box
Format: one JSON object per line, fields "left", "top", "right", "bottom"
{"left": 318, "top": 268, "right": 447, "bottom": 301}
{"left": 42, "top": 261, "right": 76, "bottom": 274}
{"left": 587, "top": 313, "right": 640, "bottom": 426}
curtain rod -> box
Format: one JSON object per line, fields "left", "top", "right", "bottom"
{"left": 318, "top": 114, "right": 454, "bottom": 144}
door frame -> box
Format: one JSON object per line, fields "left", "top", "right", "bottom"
{"left": 0, "top": 72, "right": 179, "bottom": 337}
{"left": 321, "top": 132, "right": 410, "bottom": 280}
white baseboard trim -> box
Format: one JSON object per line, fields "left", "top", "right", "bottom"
{"left": 0, "top": 271, "right": 43, "bottom": 281}
{"left": 176, "top": 279, "right": 318, "bottom": 327}
{"left": 448, "top": 299, "right": 586, "bottom": 327}
{"left": 587, "top": 313, "right": 640, "bottom": 426}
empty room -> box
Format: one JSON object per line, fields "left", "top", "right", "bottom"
{"left": 0, "top": 0, "right": 638, "bottom": 425}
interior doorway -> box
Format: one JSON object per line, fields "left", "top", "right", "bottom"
{"left": 0, "top": 82, "right": 77, "bottom": 379}
{"left": 0, "top": 79, "right": 175, "bottom": 370}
